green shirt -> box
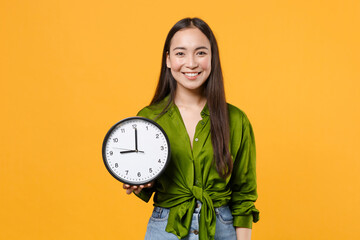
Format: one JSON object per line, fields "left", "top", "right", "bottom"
{"left": 136, "top": 96, "right": 259, "bottom": 240}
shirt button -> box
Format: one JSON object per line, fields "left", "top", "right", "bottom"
{"left": 193, "top": 230, "right": 199, "bottom": 235}
{"left": 195, "top": 138, "right": 199, "bottom": 142}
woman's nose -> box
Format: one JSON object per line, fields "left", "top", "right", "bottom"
{"left": 185, "top": 55, "right": 198, "bottom": 68}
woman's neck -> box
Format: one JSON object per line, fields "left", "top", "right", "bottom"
{"left": 174, "top": 87, "right": 206, "bottom": 108}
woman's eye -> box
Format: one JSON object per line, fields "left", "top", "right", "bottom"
{"left": 197, "top": 51, "right": 207, "bottom": 55}
{"left": 175, "top": 52, "right": 184, "bottom": 56}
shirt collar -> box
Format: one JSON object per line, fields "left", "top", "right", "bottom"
{"left": 164, "top": 95, "right": 210, "bottom": 118}
{"left": 201, "top": 103, "right": 210, "bottom": 117}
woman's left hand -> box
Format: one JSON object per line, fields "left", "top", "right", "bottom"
{"left": 236, "top": 227, "right": 252, "bottom": 240}
{"left": 123, "top": 181, "right": 154, "bottom": 195}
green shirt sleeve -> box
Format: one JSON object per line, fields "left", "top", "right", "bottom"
{"left": 134, "top": 187, "right": 155, "bottom": 203}
{"left": 229, "top": 112, "right": 260, "bottom": 228}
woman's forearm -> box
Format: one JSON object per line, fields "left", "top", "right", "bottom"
{"left": 236, "top": 227, "right": 252, "bottom": 240}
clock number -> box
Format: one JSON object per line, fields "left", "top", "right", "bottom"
{"left": 160, "top": 146, "right": 164, "bottom": 151}
{"left": 113, "top": 138, "right": 118, "bottom": 143}
{"left": 125, "top": 170, "right": 129, "bottom": 175}
{"left": 115, "top": 163, "right": 118, "bottom": 168}
{"left": 109, "top": 151, "right": 113, "bottom": 156}
{"left": 132, "top": 124, "right": 137, "bottom": 128}
{"left": 121, "top": 128, "right": 125, "bottom": 133}
{"left": 149, "top": 168, "right": 152, "bottom": 173}
{"left": 146, "top": 126, "right": 148, "bottom": 130}
{"left": 137, "top": 172, "right": 141, "bottom": 177}
{"left": 156, "top": 134, "right": 159, "bottom": 139}
{"left": 158, "top": 159, "right": 161, "bottom": 163}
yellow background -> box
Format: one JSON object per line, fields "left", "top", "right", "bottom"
{"left": 1, "top": 0, "right": 359, "bottom": 239}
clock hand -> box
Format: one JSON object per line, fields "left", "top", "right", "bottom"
{"left": 135, "top": 127, "right": 145, "bottom": 153}
{"left": 112, "top": 147, "right": 134, "bottom": 151}
{"left": 135, "top": 127, "right": 139, "bottom": 152}
{"left": 119, "top": 150, "right": 145, "bottom": 154}
{"left": 120, "top": 150, "right": 137, "bottom": 154}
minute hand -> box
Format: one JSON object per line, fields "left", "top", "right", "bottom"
{"left": 134, "top": 128, "right": 144, "bottom": 153}
{"left": 135, "top": 127, "right": 138, "bottom": 151}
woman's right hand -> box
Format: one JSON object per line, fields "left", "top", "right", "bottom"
{"left": 123, "top": 181, "right": 154, "bottom": 195}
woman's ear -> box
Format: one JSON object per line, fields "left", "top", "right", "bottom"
{"left": 166, "top": 51, "right": 171, "bottom": 68}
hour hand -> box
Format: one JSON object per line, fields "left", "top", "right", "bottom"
{"left": 120, "top": 150, "right": 137, "bottom": 154}
{"left": 120, "top": 149, "right": 144, "bottom": 154}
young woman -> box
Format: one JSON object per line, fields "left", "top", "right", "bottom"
{"left": 123, "top": 17, "right": 259, "bottom": 240}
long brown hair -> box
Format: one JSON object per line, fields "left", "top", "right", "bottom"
{"left": 151, "top": 17, "right": 233, "bottom": 178}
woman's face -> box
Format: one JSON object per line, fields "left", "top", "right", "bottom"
{"left": 166, "top": 27, "right": 211, "bottom": 94}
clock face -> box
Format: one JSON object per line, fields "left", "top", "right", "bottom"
{"left": 102, "top": 117, "right": 170, "bottom": 185}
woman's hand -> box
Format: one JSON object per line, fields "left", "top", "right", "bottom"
{"left": 123, "top": 182, "right": 154, "bottom": 195}
{"left": 236, "top": 227, "right": 252, "bottom": 240}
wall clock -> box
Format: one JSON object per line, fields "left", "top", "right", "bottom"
{"left": 102, "top": 117, "right": 170, "bottom": 185}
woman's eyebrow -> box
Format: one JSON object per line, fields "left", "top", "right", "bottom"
{"left": 172, "top": 46, "right": 209, "bottom": 51}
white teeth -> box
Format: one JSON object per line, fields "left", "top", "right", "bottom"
{"left": 184, "top": 72, "right": 199, "bottom": 77}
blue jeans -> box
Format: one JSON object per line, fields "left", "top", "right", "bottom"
{"left": 144, "top": 201, "right": 236, "bottom": 240}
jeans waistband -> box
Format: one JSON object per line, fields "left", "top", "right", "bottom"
{"left": 194, "top": 200, "right": 202, "bottom": 213}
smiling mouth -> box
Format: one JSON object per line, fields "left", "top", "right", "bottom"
{"left": 183, "top": 72, "right": 201, "bottom": 77}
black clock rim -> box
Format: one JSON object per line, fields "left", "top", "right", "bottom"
{"left": 102, "top": 116, "right": 171, "bottom": 185}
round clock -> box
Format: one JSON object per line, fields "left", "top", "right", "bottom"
{"left": 102, "top": 117, "right": 171, "bottom": 185}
